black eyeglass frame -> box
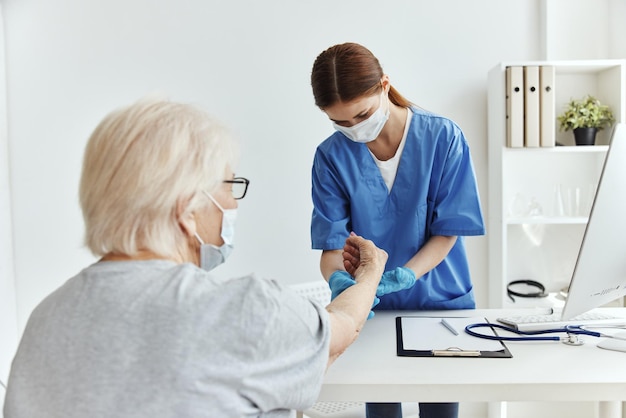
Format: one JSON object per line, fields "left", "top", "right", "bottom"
{"left": 224, "top": 177, "right": 250, "bottom": 200}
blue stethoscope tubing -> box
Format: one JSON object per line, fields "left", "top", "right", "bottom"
{"left": 465, "top": 323, "right": 604, "bottom": 342}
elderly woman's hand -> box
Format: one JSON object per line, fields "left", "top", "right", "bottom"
{"left": 342, "top": 232, "right": 387, "bottom": 283}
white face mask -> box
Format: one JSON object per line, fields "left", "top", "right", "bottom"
{"left": 195, "top": 191, "right": 237, "bottom": 271}
{"left": 333, "top": 91, "right": 389, "bottom": 143}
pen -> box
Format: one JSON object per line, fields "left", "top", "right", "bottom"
{"left": 440, "top": 318, "right": 459, "bottom": 336}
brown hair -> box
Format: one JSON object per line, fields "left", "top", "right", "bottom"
{"left": 311, "top": 42, "right": 413, "bottom": 109}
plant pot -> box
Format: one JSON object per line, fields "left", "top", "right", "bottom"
{"left": 573, "top": 127, "right": 598, "bottom": 146}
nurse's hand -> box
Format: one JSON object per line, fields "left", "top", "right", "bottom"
{"left": 328, "top": 270, "right": 356, "bottom": 300}
{"left": 377, "top": 267, "right": 417, "bottom": 296}
{"left": 328, "top": 270, "right": 380, "bottom": 319}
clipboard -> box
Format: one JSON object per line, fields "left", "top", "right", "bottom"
{"left": 396, "top": 316, "right": 512, "bottom": 358}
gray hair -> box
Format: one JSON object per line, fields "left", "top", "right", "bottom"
{"left": 79, "top": 97, "right": 238, "bottom": 258}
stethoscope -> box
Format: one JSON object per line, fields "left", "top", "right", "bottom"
{"left": 465, "top": 322, "right": 626, "bottom": 346}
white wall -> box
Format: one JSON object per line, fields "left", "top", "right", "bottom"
{"left": 542, "top": 0, "right": 611, "bottom": 60}
{"left": 2, "top": 0, "right": 541, "bottom": 338}
{"left": 542, "top": 0, "right": 626, "bottom": 61}
{"left": 608, "top": 0, "right": 626, "bottom": 59}
{"left": 0, "top": 1, "right": 18, "bottom": 393}
{"left": 4, "top": 1, "right": 625, "bottom": 417}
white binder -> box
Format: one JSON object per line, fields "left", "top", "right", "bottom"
{"left": 505, "top": 66, "right": 524, "bottom": 148}
{"left": 524, "top": 66, "right": 540, "bottom": 147}
{"left": 540, "top": 66, "right": 556, "bottom": 147}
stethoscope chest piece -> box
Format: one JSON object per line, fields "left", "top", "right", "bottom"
{"left": 562, "top": 334, "right": 584, "bottom": 346}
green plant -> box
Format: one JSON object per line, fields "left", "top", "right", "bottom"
{"left": 557, "top": 95, "right": 615, "bottom": 131}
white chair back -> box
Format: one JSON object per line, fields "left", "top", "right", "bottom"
{"left": 290, "top": 281, "right": 331, "bottom": 307}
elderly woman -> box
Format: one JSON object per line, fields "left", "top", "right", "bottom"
{"left": 3, "top": 98, "right": 389, "bottom": 418}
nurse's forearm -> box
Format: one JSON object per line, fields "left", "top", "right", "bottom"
{"left": 320, "top": 249, "right": 345, "bottom": 281}
{"left": 405, "top": 235, "right": 457, "bottom": 278}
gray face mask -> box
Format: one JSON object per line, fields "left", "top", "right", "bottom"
{"left": 194, "top": 191, "right": 237, "bottom": 272}
{"left": 195, "top": 235, "right": 234, "bottom": 272}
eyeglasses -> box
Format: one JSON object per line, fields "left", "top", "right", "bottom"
{"left": 224, "top": 177, "right": 250, "bottom": 200}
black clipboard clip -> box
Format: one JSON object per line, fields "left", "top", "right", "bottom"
{"left": 432, "top": 347, "right": 481, "bottom": 357}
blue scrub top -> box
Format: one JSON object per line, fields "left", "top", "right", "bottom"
{"left": 311, "top": 108, "right": 485, "bottom": 310}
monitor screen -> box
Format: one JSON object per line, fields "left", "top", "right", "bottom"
{"left": 562, "top": 123, "right": 626, "bottom": 320}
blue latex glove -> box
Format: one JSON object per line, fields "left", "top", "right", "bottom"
{"left": 328, "top": 270, "right": 379, "bottom": 320}
{"left": 377, "top": 267, "right": 417, "bottom": 297}
{"left": 328, "top": 270, "right": 356, "bottom": 300}
{"left": 368, "top": 297, "right": 380, "bottom": 320}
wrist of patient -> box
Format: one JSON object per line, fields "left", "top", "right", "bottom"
{"left": 353, "top": 270, "right": 383, "bottom": 288}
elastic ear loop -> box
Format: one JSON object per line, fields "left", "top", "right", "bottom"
{"left": 194, "top": 233, "right": 205, "bottom": 245}
{"left": 203, "top": 190, "right": 225, "bottom": 211}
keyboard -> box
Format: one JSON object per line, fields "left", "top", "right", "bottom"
{"left": 497, "top": 311, "right": 626, "bottom": 332}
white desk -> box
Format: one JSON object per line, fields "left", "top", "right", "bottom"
{"left": 318, "top": 308, "right": 626, "bottom": 418}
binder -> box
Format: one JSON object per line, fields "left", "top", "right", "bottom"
{"left": 395, "top": 316, "right": 512, "bottom": 358}
{"left": 524, "top": 66, "right": 540, "bottom": 147}
{"left": 505, "top": 66, "right": 524, "bottom": 148}
{"left": 539, "top": 66, "right": 556, "bottom": 147}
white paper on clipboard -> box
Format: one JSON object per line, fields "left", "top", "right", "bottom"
{"left": 400, "top": 316, "right": 504, "bottom": 352}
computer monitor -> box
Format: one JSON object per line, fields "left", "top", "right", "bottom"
{"left": 561, "top": 123, "right": 626, "bottom": 320}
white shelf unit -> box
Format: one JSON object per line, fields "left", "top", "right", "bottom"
{"left": 487, "top": 60, "right": 626, "bottom": 309}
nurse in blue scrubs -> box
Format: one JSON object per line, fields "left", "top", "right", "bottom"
{"left": 309, "top": 42, "right": 485, "bottom": 418}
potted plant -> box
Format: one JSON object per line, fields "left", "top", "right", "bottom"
{"left": 557, "top": 95, "right": 615, "bottom": 145}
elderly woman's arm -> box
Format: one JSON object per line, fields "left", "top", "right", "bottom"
{"left": 324, "top": 234, "right": 387, "bottom": 366}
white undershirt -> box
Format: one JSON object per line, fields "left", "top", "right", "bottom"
{"left": 370, "top": 108, "right": 412, "bottom": 193}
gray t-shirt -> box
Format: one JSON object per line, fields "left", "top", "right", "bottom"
{"left": 4, "top": 260, "right": 330, "bottom": 418}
